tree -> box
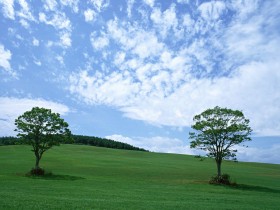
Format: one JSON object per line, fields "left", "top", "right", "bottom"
{"left": 15, "top": 107, "right": 72, "bottom": 174}
{"left": 189, "top": 106, "right": 252, "bottom": 180}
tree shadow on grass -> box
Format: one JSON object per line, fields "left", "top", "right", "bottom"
{"left": 225, "top": 184, "right": 280, "bottom": 194}
{"left": 25, "top": 173, "right": 85, "bottom": 181}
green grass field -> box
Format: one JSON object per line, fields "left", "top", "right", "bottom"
{"left": 0, "top": 145, "right": 279, "bottom": 209}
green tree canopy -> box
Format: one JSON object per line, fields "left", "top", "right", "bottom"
{"left": 15, "top": 107, "right": 72, "bottom": 172}
{"left": 189, "top": 106, "right": 252, "bottom": 178}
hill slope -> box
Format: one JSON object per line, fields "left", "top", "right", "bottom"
{"left": 0, "top": 145, "right": 279, "bottom": 209}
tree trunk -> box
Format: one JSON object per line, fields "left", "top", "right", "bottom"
{"left": 216, "top": 159, "right": 222, "bottom": 177}
{"left": 35, "top": 153, "right": 40, "bottom": 169}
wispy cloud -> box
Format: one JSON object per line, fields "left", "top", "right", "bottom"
{"left": 39, "top": 10, "right": 72, "bottom": 48}
{"left": 143, "top": 0, "right": 155, "bottom": 7}
{"left": 127, "top": 0, "right": 135, "bottom": 18}
{"left": 0, "top": 44, "right": 17, "bottom": 77}
{"left": 90, "top": 32, "right": 109, "bottom": 50}
{"left": 150, "top": 3, "right": 178, "bottom": 38}
{"left": 17, "top": 0, "right": 36, "bottom": 28}
{"left": 39, "top": 11, "right": 71, "bottom": 30}
{"left": 106, "top": 134, "right": 195, "bottom": 155}
{"left": 89, "top": 0, "right": 109, "bottom": 12}
{"left": 198, "top": 1, "right": 226, "bottom": 21}
{"left": 1, "top": 0, "right": 35, "bottom": 28}
{"left": 43, "top": 0, "right": 58, "bottom": 11}
{"left": 69, "top": 0, "right": 280, "bottom": 136}
{"left": 235, "top": 144, "right": 280, "bottom": 164}
{"left": 0, "top": 0, "right": 15, "bottom": 20}
{"left": 60, "top": 0, "right": 79, "bottom": 13}
{"left": 177, "top": 0, "right": 189, "bottom": 4}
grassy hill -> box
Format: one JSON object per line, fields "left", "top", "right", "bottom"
{"left": 0, "top": 145, "right": 279, "bottom": 209}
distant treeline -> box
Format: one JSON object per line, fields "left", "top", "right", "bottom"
{"left": 0, "top": 136, "right": 18, "bottom": 145}
{"left": 0, "top": 135, "right": 148, "bottom": 152}
{"left": 73, "top": 135, "right": 147, "bottom": 151}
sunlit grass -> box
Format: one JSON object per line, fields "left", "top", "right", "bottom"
{"left": 0, "top": 145, "right": 279, "bottom": 209}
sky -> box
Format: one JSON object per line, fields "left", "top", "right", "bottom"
{"left": 0, "top": 0, "right": 279, "bottom": 164}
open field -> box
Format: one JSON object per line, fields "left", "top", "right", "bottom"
{"left": 0, "top": 144, "right": 279, "bottom": 209}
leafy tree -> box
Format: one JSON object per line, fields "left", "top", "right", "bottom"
{"left": 15, "top": 107, "right": 72, "bottom": 173}
{"left": 189, "top": 106, "right": 252, "bottom": 179}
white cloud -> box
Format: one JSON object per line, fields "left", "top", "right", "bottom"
{"left": 132, "top": 33, "right": 163, "bottom": 59}
{"left": 177, "top": 0, "right": 189, "bottom": 4}
{"left": 39, "top": 11, "right": 72, "bottom": 48}
{"left": 89, "top": 0, "right": 109, "bottom": 12}
{"left": 150, "top": 4, "right": 178, "bottom": 38}
{"left": 17, "top": 0, "right": 36, "bottom": 28}
{"left": 129, "top": 60, "right": 280, "bottom": 136}
{"left": 107, "top": 21, "right": 129, "bottom": 49}
{"left": 182, "top": 14, "right": 194, "bottom": 28}
{"left": 0, "top": 0, "right": 15, "bottom": 19}
{"left": 198, "top": 1, "right": 226, "bottom": 21}
{"left": 68, "top": 0, "right": 280, "bottom": 136}
{"left": 230, "top": 0, "right": 259, "bottom": 20}
{"left": 222, "top": 8, "right": 279, "bottom": 64}
{"left": 143, "top": 0, "right": 155, "bottom": 7}
{"left": 34, "top": 60, "right": 42, "bottom": 66}
{"left": 90, "top": 32, "right": 109, "bottom": 50}
{"left": 0, "top": 0, "right": 35, "bottom": 27}
{"left": 84, "top": 9, "right": 96, "bottom": 22}
{"left": 127, "top": 0, "right": 135, "bottom": 18}
{"left": 44, "top": 0, "right": 58, "bottom": 11}
{"left": 15, "top": 34, "right": 23, "bottom": 41}
{"left": 114, "top": 52, "right": 126, "bottom": 66}
{"left": 69, "top": 48, "right": 280, "bottom": 136}
{"left": 60, "top": 0, "right": 79, "bottom": 13}
{"left": 32, "top": 38, "right": 39, "bottom": 46}
{"left": 69, "top": 70, "right": 140, "bottom": 107}
{"left": 236, "top": 144, "right": 280, "bottom": 164}
{"left": 107, "top": 19, "right": 164, "bottom": 59}
{"left": 33, "top": 58, "right": 41, "bottom": 66}
{"left": 60, "top": 31, "right": 72, "bottom": 48}
{"left": 0, "top": 97, "right": 70, "bottom": 136}
{"left": 19, "top": 19, "right": 29, "bottom": 28}
{"left": 39, "top": 12, "right": 71, "bottom": 31}
{"left": 56, "top": 55, "right": 64, "bottom": 65}
{"left": 105, "top": 134, "right": 195, "bottom": 155}
{"left": 0, "top": 44, "right": 16, "bottom": 77}
{"left": 46, "top": 40, "right": 54, "bottom": 47}
{"left": 0, "top": 44, "right": 11, "bottom": 71}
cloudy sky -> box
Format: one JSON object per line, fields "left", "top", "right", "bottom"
{"left": 0, "top": 0, "right": 279, "bottom": 164}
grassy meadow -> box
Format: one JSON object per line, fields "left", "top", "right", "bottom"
{"left": 0, "top": 144, "right": 279, "bottom": 209}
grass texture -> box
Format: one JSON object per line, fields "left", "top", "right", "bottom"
{"left": 0, "top": 144, "right": 279, "bottom": 209}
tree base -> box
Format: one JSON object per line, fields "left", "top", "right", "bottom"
{"left": 209, "top": 174, "right": 236, "bottom": 185}
{"left": 29, "top": 167, "right": 45, "bottom": 176}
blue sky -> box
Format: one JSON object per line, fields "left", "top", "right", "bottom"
{"left": 0, "top": 0, "right": 280, "bottom": 164}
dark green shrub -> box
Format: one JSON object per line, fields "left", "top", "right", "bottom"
{"left": 29, "top": 167, "right": 45, "bottom": 176}
{"left": 209, "top": 174, "right": 233, "bottom": 185}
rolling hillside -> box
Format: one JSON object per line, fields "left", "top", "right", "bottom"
{"left": 0, "top": 144, "right": 279, "bottom": 209}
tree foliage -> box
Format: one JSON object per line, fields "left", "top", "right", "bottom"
{"left": 189, "top": 106, "right": 252, "bottom": 178}
{"left": 15, "top": 107, "right": 72, "bottom": 172}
